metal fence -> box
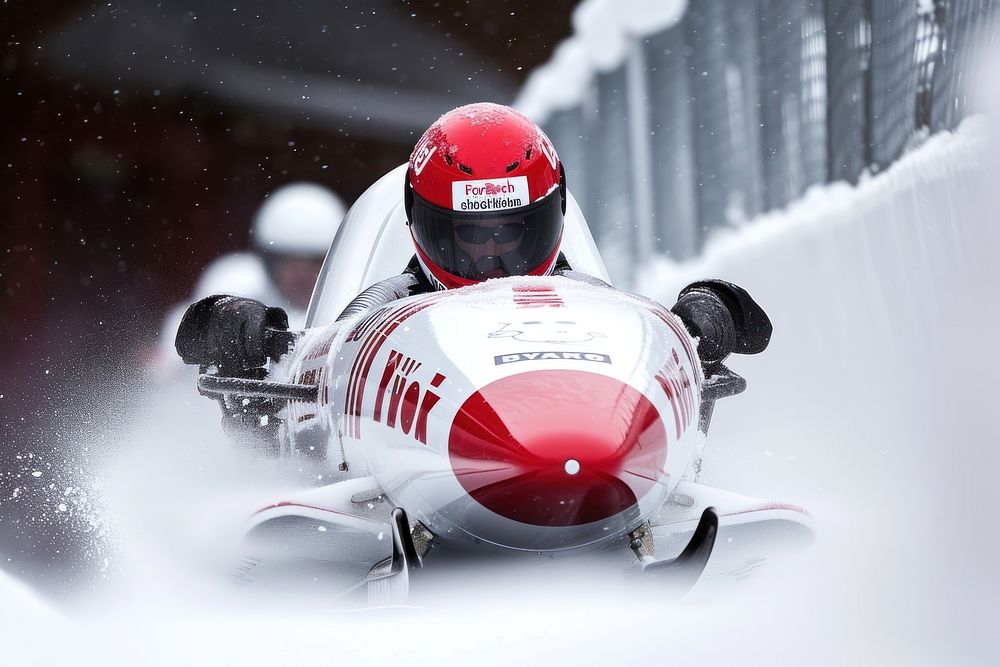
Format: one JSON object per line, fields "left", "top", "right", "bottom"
{"left": 539, "top": 0, "right": 999, "bottom": 282}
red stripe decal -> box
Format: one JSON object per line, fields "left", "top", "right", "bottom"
{"left": 349, "top": 306, "right": 404, "bottom": 436}
{"left": 253, "top": 501, "right": 360, "bottom": 520}
{"left": 343, "top": 293, "right": 450, "bottom": 439}
{"left": 351, "top": 304, "right": 420, "bottom": 435}
{"left": 654, "top": 373, "right": 683, "bottom": 439}
{"left": 346, "top": 301, "right": 419, "bottom": 437}
{"left": 343, "top": 307, "right": 394, "bottom": 436}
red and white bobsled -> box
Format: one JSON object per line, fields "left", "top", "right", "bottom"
{"left": 202, "top": 166, "right": 812, "bottom": 603}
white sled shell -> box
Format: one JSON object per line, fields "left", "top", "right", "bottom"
{"left": 285, "top": 277, "right": 703, "bottom": 552}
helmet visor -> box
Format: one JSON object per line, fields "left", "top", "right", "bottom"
{"left": 409, "top": 189, "right": 563, "bottom": 282}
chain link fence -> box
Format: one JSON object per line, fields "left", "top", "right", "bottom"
{"left": 538, "top": 0, "right": 999, "bottom": 282}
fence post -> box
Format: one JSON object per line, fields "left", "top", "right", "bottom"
{"left": 825, "top": 0, "right": 871, "bottom": 183}
{"left": 590, "top": 65, "right": 633, "bottom": 281}
{"left": 868, "top": 0, "right": 920, "bottom": 171}
{"left": 644, "top": 24, "right": 699, "bottom": 260}
{"left": 625, "top": 36, "right": 655, "bottom": 272}
{"left": 685, "top": 0, "right": 733, "bottom": 244}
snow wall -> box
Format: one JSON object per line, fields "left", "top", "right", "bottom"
{"left": 634, "top": 116, "right": 1000, "bottom": 663}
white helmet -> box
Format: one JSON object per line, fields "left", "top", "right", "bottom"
{"left": 193, "top": 252, "right": 270, "bottom": 300}
{"left": 251, "top": 182, "right": 347, "bottom": 257}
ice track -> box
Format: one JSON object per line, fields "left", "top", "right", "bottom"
{"left": 3, "top": 119, "right": 999, "bottom": 665}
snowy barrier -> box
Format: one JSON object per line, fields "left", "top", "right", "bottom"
{"left": 637, "top": 117, "right": 1000, "bottom": 661}
{"left": 517, "top": 0, "right": 1000, "bottom": 280}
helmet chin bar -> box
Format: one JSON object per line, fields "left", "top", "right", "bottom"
{"left": 412, "top": 237, "right": 561, "bottom": 290}
{"left": 406, "top": 182, "right": 565, "bottom": 285}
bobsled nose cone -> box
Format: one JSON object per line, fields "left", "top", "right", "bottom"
{"left": 448, "top": 370, "right": 668, "bottom": 527}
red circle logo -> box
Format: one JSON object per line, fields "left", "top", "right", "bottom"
{"left": 448, "top": 370, "right": 668, "bottom": 527}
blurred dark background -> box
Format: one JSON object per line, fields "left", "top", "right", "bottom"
{"left": 0, "top": 0, "right": 576, "bottom": 592}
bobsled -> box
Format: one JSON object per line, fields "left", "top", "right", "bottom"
{"left": 195, "top": 166, "right": 813, "bottom": 604}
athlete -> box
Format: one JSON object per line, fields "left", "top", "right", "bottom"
{"left": 175, "top": 103, "right": 770, "bottom": 396}
{"left": 153, "top": 182, "right": 346, "bottom": 376}
{"left": 313, "top": 103, "right": 769, "bottom": 366}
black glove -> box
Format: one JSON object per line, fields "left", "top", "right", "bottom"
{"left": 174, "top": 295, "right": 295, "bottom": 374}
{"left": 671, "top": 280, "right": 772, "bottom": 367}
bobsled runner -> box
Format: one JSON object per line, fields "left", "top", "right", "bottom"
{"left": 183, "top": 166, "right": 812, "bottom": 605}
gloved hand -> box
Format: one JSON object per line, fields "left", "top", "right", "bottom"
{"left": 174, "top": 295, "right": 295, "bottom": 374}
{"left": 671, "top": 280, "right": 772, "bottom": 367}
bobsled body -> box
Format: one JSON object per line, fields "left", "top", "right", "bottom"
{"left": 280, "top": 277, "right": 702, "bottom": 553}
{"left": 222, "top": 167, "right": 811, "bottom": 601}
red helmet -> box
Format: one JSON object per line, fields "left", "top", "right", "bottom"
{"left": 404, "top": 103, "right": 566, "bottom": 289}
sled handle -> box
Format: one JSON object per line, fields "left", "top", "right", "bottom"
{"left": 197, "top": 374, "right": 318, "bottom": 402}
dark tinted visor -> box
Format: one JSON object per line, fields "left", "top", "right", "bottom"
{"left": 409, "top": 188, "right": 563, "bottom": 281}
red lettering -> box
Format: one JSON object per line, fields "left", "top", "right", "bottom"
{"left": 513, "top": 285, "right": 564, "bottom": 309}
{"left": 400, "top": 382, "right": 420, "bottom": 434}
{"left": 678, "top": 367, "right": 694, "bottom": 425}
{"left": 464, "top": 180, "right": 515, "bottom": 197}
{"left": 386, "top": 375, "right": 406, "bottom": 429}
{"left": 414, "top": 373, "right": 445, "bottom": 445}
{"left": 373, "top": 350, "right": 446, "bottom": 443}
{"left": 298, "top": 369, "right": 320, "bottom": 385}
{"left": 655, "top": 372, "right": 683, "bottom": 439}
{"left": 374, "top": 350, "right": 404, "bottom": 422}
